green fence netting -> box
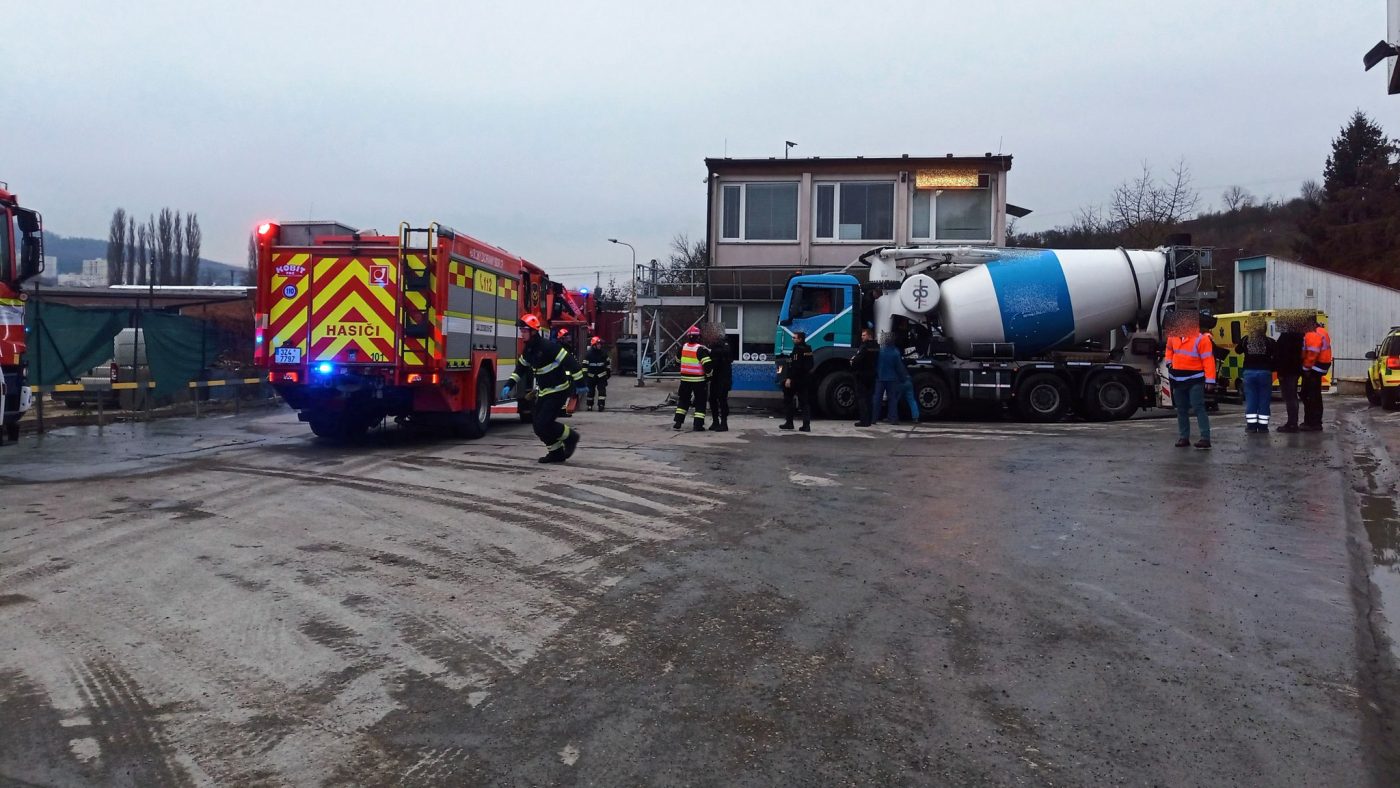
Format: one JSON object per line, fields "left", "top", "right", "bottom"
{"left": 26, "top": 302, "right": 222, "bottom": 395}
{"left": 25, "top": 301, "right": 129, "bottom": 387}
{"left": 142, "top": 311, "right": 221, "bottom": 396}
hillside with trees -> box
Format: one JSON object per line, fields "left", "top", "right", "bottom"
{"left": 1011, "top": 110, "right": 1400, "bottom": 294}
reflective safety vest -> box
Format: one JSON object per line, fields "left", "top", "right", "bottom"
{"left": 1165, "top": 331, "right": 1216, "bottom": 383}
{"left": 1303, "top": 326, "right": 1332, "bottom": 372}
{"left": 679, "top": 342, "right": 711, "bottom": 382}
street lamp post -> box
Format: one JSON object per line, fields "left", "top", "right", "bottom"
{"left": 609, "top": 239, "right": 644, "bottom": 387}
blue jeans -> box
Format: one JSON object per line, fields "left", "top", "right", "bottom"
{"left": 873, "top": 380, "right": 902, "bottom": 422}
{"left": 1171, "top": 378, "right": 1209, "bottom": 441}
{"left": 900, "top": 381, "right": 920, "bottom": 421}
{"left": 1242, "top": 369, "right": 1272, "bottom": 428}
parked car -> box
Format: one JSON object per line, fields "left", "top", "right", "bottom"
{"left": 1365, "top": 325, "right": 1400, "bottom": 409}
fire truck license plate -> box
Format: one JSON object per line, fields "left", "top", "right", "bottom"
{"left": 274, "top": 347, "right": 302, "bottom": 364}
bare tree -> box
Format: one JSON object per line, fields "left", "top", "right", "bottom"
{"left": 1221, "top": 185, "right": 1255, "bottom": 212}
{"left": 663, "top": 233, "right": 707, "bottom": 285}
{"left": 126, "top": 216, "right": 137, "bottom": 284}
{"left": 106, "top": 208, "right": 127, "bottom": 286}
{"left": 184, "top": 214, "right": 202, "bottom": 284}
{"left": 1300, "top": 179, "right": 1323, "bottom": 206}
{"left": 173, "top": 211, "right": 184, "bottom": 285}
{"left": 136, "top": 223, "right": 149, "bottom": 285}
{"left": 156, "top": 208, "right": 175, "bottom": 285}
{"left": 1109, "top": 159, "right": 1200, "bottom": 247}
{"left": 246, "top": 232, "right": 257, "bottom": 286}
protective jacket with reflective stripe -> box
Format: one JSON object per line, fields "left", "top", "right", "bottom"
{"left": 510, "top": 337, "right": 583, "bottom": 397}
{"left": 1165, "top": 331, "right": 1216, "bottom": 383}
{"left": 584, "top": 347, "right": 611, "bottom": 380}
{"left": 1303, "top": 327, "right": 1332, "bottom": 372}
{"left": 679, "top": 342, "right": 712, "bottom": 382}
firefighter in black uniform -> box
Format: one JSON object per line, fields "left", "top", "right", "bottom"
{"left": 674, "top": 325, "right": 712, "bottom": 431}
{"left": 504, "top": 314, "right": 585, "bottom": 463}
{"left": 584, "top": 336, "right": 611, "bottom": 411}
{"left": 706, "top": 327, "right": 733, "bottom": 432}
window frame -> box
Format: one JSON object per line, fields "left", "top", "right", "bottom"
{"left": 718, "top": 181, "right": 800, "bottom": 244}
{"left": 910, "top": 174, "right": 996, "bottom": 244}
{"left": 812, "top": 180, "right": 896, "bottom": 244}
{"left": 712, "top": 302, "right": 780, "bottom": 362}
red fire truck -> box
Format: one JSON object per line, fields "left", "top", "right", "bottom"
{"left": 254, "top": 220, "right": 575, "bottom": 440}
{"left": 0, "top": 183, "right": 44, "bottom": 442}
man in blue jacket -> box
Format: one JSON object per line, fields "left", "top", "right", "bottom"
{"left": 873, "top": 333, "right": 915, "bottom": 423}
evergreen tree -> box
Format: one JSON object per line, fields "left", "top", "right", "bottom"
{"left": 1297, "top": 111, "right": 1400, "bottom": 286}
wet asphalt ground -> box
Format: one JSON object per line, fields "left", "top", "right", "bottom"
{"left": 0, "top": 388, "right": 1397, "bottom": 786}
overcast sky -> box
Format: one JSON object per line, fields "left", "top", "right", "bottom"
{"left": 4, "top": 1, "right": 1396, "bottom": 287}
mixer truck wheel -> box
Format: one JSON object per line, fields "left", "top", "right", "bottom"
{"left": 817, "top": 372, "right": 858, "bottom": 419}
{"left": 1082, "top": 372, "right": 1138, "bottom": 421}
{"left": 1015, "top": 373, "right": 1070, "bottom": 422}
{"left": 911, "top": 374, "right": 951, "bottom": 420}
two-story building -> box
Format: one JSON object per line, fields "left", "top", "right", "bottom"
{"left": 704, "top": 154, "right": 1014, "bottom": 391}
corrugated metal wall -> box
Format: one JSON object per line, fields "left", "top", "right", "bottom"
{"left": 1254, "top": 257, "right": 1400, "bottom": 380}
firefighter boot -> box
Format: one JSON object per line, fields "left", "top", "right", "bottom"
{"left": 673, "top": 417, "right": 684, "bottom": 430}
{"left": 598, "top": 398, "right": 606, "bottom": 412}
{"left": 539, "top": 450, "right": 567, "bottom": 464}
{"left": 563, "top": 429, "right": 581, "bottom": 459}
{"left": 693, "top": 419, "right": 706, "bottom": 432}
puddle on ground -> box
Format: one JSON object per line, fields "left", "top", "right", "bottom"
{"left": 1353, "top": 452, "right": 1400, "bottom": 650}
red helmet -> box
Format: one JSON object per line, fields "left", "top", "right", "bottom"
{"left": 557, "top": 327, "right": 570, "bottom": 340}
{"left": 590, "top": 336, "right": 602, "bottom": 346}
{"left": 685, "top": 325, "right": 701, "bottom": 337}
{"left": 520, "top": 314, "right": 542, "bottom": 330}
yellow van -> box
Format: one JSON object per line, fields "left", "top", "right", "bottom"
{"left": 1212, "top": 309, "right": 1331, "bottom": 398}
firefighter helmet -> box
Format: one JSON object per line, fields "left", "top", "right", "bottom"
{"left": 519, "top": 314, "right": 542, "bottom": 330}
{"left": 685, "top": 325, "right": 701, "bottom": 337}
{"left": 590, "top": 336, "right": 602, "bottom": 346}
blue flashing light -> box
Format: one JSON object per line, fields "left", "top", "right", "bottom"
{"left": 317, "top": 362, "right": 333, "bottom": 375}
{"left": 255, "top": 336, "right": 263, "bottom": 344}
{"left": 579, "top": 287, "right": 590, "bottom": 296}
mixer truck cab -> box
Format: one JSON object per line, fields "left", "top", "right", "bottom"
{"left": 774, "top": 244, "right": 1215, "bottom": 423}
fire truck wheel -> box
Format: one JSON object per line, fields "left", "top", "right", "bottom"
{"left": 456, "top": 377, "right": 492, "bottom": 439}
{"left": 4, "top": 419, "right": 17, "bottom": 442}
{"left": 308, "top": 414, "right": 366, "bottom": 442}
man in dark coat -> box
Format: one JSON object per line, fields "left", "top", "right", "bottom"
{"left": 849, "top": 328, "right": 880, "bottom": 427}
{"left": 779, "top": 331, "right": 814, "bottom": 431}
{"left": 706, "top": 329, "right": 733, "bottom": 432}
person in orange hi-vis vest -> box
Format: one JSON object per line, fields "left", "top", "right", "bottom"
{"left": 673, "top": 325, "right": 713, "bottom": 432}
{"left": 1164, "top": 310, "right": 1216, "bottom": 449}
{"left": 1300, "top": 316, "right": 1332, "bottom": 431}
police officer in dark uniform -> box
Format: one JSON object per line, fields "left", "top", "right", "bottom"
{"left": 583, "top": 336, "right": 611, "bottom": 411}
{"left": 504, "top": 314, "right": 584, "bottom": 463}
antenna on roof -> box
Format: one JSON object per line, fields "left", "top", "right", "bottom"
{"left": 996, "top": 136, "right": 1003, "bottom": 156}
{"left": 785, "top": 141, "right": 797, "bottom": 159}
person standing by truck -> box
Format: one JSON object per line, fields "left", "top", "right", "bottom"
{"left": 706, "top": 326, "right": 733, "bottom": 432}
{"left": 850, "top": 328, "right": 880, "bottom": 427}
{"left": 583, "top": 336, "right": 610, "bottom": 411}
{"left": 504, "top": 314, "right": 583, "bottom": 463}
{"left": 1164, "top": 310, "right": 1215, "bottom": 449}
{"left": 1301, "top": 316, "right": 1332, "bottom": 432}
{"left": 1234, "top": 318, "right": 1277, "bottom": 433}
{"left": 1275, "top": 313, "right": 1306, "bottom": 433}
{"left": 873, "top": 332, "right": 914, "bottom": 424}
{"left": 674, "top": 326, "right": 712, "bottom": 432}
{"left": 779, "top": 331, "right": 814, "bottom": 431}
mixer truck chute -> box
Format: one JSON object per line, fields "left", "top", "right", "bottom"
{"left": 774, "top": 244, "right": 1214, "bottom": 422}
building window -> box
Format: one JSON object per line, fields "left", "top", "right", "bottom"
{"left": 720, "top": 182, "right": 798, "bottom": 241}
{"left": 814, "top": 182, "right": 894, "bottom": 241}
{"left": 1241, "top": 269, "right": 1265, "bottom": 310}
{"left": 912, "top": 175, "right": 994, "bottom": 242}
{"left": 713, "top": 302, "right": 781, "bottom": 361}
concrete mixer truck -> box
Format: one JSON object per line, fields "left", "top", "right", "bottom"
{"left": 774, "top": 243, "right": 1215, "bottom": 422}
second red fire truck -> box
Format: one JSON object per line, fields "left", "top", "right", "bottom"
{"left": 254, "top": 220, "right": 590, "bottom": 440}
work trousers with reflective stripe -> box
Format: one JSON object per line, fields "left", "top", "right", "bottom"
{"left": 1301, "top": 370, "right": 1325, "bottom": 428}
{"left": 533, "top": 391, "right": 571, "bottom": 453}
{"left": 586, "top": 377, "right": 607, "bottom": 410}
{"left": 1171, "top": 378, "right": 1209, "bottom": 441}
{"left": 675, "top": 380, "right": 708, "bottom": 424}
{"left": 1242, "top": 369, "right": 1272, "bottom": 428}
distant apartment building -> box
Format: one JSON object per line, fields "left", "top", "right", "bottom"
{"left": 704, "top": 154, "right": 1014, "bottom": 389}
{"left": 56, "top": 257, "right": 108, "bottom": 288}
